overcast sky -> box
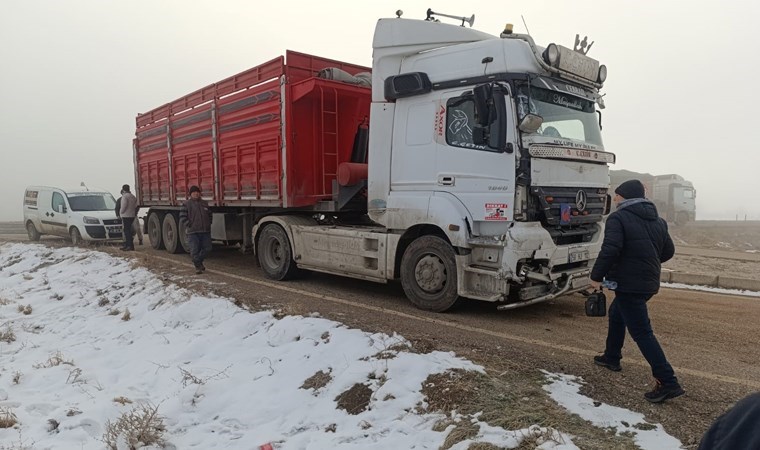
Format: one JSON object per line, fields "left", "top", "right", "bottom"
{"left": 2, "top": 1, "right": 758, "bottom": 221}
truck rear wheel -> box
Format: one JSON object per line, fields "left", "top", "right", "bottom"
{"left": 162, "top": 213, "right": 185, "bottom": 254}
{"left": 148, "top": 212, "right": 164, "bottom": 250}
{"left": 257, "top": 223, "right": 300, "bottom": 280}
{"left": 26, "top": 221, "right": 40, "bottom": 241}
{"left": 400, "top": 236, "right": 459, "bottom": 312}
{"left": 676, "top": 211, "right": 690, "bottom": 226}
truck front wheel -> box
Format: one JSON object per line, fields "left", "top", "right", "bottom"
{"left": 400, "top": 236, "right": 459, "bottom": 312}
{"left": 257, "top": 224, "right": 300, "bottom": 280}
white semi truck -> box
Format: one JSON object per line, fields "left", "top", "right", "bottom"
{"left": 136, "top": 10, "right": 614, "bottom": 311}
{"left": 610, "top": 170, "right": 696, "bottom": 225}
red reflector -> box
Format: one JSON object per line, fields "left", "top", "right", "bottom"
{"left": 583, "top": 211, "right": 589, "bottom": 215}
{"left": 572, "top": 211, "right": 579, "bottom": 216}
{"left": 545, "top": 196, "right": 554, "bottom": 203}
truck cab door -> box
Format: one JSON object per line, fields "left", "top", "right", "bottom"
{"left": 433, "top": 88, "right": 516, "bottom": 236}
{"left": 43, "top": 191, "right": 69, "bottom": 236}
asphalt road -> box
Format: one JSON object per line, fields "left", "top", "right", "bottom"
{"left": 2, "top": 222, "right": 759, "bottom": 445}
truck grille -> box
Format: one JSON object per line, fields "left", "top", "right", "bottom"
{"left": 531, "top": 186, "right": 606, "bottom": 245}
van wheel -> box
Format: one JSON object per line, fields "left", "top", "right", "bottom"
{"left": 400, "top": 236, "right": 459, "bottom": 312}
{"left": 257, "top": 224, "right": 300, "bottom": 280}
{"left": 148, "top": 212, "right": 164, "bottom": 250}
{"left": 26, "top": 222, "right": 41, "bottom": 241}
{"left": 70, "top": 227, "right": 83, "bottom": 246}
{"left": 162, "top": 213, "right": 185, "bottom": 254}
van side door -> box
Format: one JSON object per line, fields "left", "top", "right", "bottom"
{"left": 43, "top": 191, "right": 69, "bottom": 236}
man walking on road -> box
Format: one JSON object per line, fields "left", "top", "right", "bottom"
{"left": 119, "top": 185, "right": 138, "bottom": 251}
{"left": 590, "top": 179, "right": 684, "bottom": 403}
{"left": 179, "top": 185, "right": 212, "bottom": 274}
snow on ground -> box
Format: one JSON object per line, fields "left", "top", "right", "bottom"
{"left": 662, "top": 282, "right": 760, "bottom": 298}
{"left": 0, "top": 243, "right": 681, "bottom": 449}
{"left": 543, "top": 373, "right": 682, "bottom": 450}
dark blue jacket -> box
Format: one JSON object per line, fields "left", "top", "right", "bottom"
{"left": 590, "top": 199, "right": 674, "bottom": 294}
{"left": 699, "top": 392, "right": 760, "bottom": 450}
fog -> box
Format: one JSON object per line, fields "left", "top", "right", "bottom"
{"left": 2, "top": 0, "right": 758, "bottom": 221}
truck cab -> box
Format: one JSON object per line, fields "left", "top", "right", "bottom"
{"left": 362, "top": 17, "right": 613, "bottom": 309}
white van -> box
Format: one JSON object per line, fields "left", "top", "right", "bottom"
{"left": 23, "top": 186, "right": 123, "bottom": 244}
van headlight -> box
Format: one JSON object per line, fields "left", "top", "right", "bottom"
{"left": 83, "top": 216, "right": 100, "bottom": 224}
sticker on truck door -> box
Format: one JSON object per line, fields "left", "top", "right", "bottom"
{"left": 485, "top": 203, "right": 509, "bottom": 221}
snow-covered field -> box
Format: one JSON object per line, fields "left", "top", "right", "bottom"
{"left": 0, "top": 243, "right": 682, "bottom": 449}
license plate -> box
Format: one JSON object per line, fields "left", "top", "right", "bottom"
{"left": 569, "top": 249, "right": 589, "bottom": 263}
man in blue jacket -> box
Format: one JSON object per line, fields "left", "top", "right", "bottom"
{"left": 590, "top": 179, "right": 683, "bottom": 403}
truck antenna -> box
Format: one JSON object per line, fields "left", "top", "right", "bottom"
{"left": 521, "top": 15, "right": 531, "bottom": 35}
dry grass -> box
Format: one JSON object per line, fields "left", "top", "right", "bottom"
{"left": 335, "top": 383, "right": 373, "bottom": 415}
{"left": 419, "top": 369, "right": 638, "bottom": 450}
{"left": 12, "top": 372, "right": 21, "bottom": 384}
{"left": 121, "top": 308, "right": 131, "bottom": 321}
{"left": 16, "top": 304, "right": 32, "bottom": 315}
{"left": 102, "top": 403, "right": 165, "bottom": 450}
{"left": 0, "top": 325, "right": 16, "bottom": 343}
{"left": 440, "top": 421, "right": 480, "bottom": 450}
{"left": 0, "top": 297, "right": 11, "bottom": 306}
{"left": 301, "top": 370, "right": 332, "bottom": 392}
{"left": 33, "top": 351, "right": 74, "bottom": 369}
{"left": 0, "top": 407, "right": 18, "bottom": 428}
{"left": 113, "top": 397, "right": 133, "bottom": 406}
{"left": 108, "top": 309, "right": 120, "bottom": 316}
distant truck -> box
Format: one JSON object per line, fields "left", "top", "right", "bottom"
{"left": 133, "top": 10, "right": 614, "bottom": 311}
{"left": 610, "top": 170, "right": 696, "bottom": 225}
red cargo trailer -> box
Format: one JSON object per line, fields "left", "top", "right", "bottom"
{"left": 134, "top": 51, "right": 371, "bottom": 209}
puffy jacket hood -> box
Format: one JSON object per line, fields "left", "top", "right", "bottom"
{"left": 618, "top": 198, "right": 659, "bottom": 221}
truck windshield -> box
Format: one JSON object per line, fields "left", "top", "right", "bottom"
{"left": 67, "top": 194, "right": 116, "bottom": 211}
{"left": 516, "top": 84, "right": 603, "bottom": 147}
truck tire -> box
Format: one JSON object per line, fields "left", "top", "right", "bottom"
{"left": 257, "top": 223, "right": 300, "bottom": 280}
{"left": 147, "top": 212, "right": 165, "bottom": 250}
{"left": 26, "top": 221, "right": 40, "bottom": 241}
{"left": 162, "top": 213, "right": 185, "bottom": 254}
{"left": 400, "top": 235, "right": 459, "bottom": 312}
{"left": 676, "top": 211, "right": 690, "bottom": 226}
{"left": 70, "top": 227, "right": 83, "bottom": 246}
{"left": 178, "top": 223, "right": 191, "bottom": 253}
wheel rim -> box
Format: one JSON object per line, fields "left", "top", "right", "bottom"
{"left": 27, "top": 223, "right": 35, "bottom": 239}
{"left": 414, "top": 254, "right": 447, "bottom": 293}
{"left": 166, "top": 221, "right": 176, "bottom": 244}
{"left": 262, "top": 236, "right": 284, "bottom": 271}
{"left": 71, "top": 229, "right": 80, "bottom": 244}
{"left": 149, "top": 216, "right": 160, "bottom": 241}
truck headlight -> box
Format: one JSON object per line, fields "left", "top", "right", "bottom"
{"left": 83, "top": 216, "right": 100, "bottom": 224}
{"left": 543, "top": 44, "right": 560, "bottom": 67}
{"left": 597, "top": 65, "right": 607, "bottom": 83}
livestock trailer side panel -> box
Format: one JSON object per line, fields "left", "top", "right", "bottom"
{"left": 134, "top": 51, "right": 371, "bottom": 209}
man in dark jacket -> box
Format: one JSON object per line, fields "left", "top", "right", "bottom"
{"left": 590, "top": 179, "right": 683, "bottom": 403}
{"left": 698, "top": 392, "right": 760, "bottom": 449}
{"left": 179, "top": 185, "right": 212, "bottom": 274}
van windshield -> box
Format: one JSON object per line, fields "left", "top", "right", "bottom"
{"left": 67, "top": 193, "right": 116, "bottom": 211}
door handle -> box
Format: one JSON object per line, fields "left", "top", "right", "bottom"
{"left": 438, "top": 175, "right": 455, "bottom": 186}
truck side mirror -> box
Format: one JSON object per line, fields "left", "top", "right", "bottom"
{"left": 518, "top": 114, "right": 544, "bottom": 133}
{"left": 473, "top": 84, "right": 493, "bottom": 126}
